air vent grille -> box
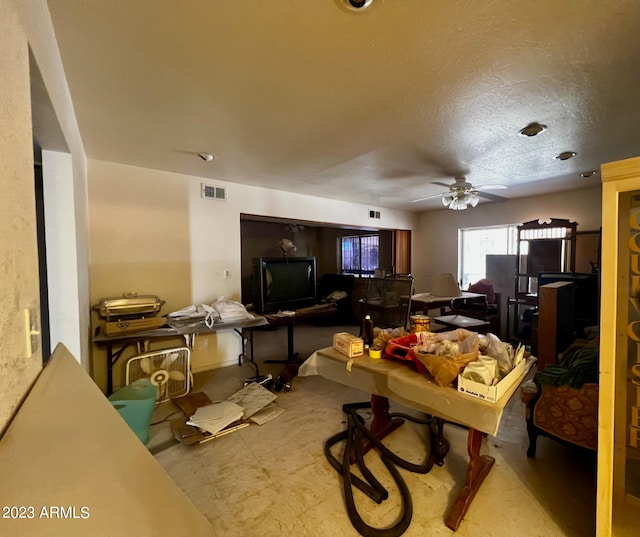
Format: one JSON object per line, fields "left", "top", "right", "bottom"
{"left": 201, "top": 183, "right": 226, "bottom": 201}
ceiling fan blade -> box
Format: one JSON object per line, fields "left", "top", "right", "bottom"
{"left": 477, "top": 190, "right": 507, "bottom": 202}
{"left": 476, "top": 184, "right": 507, "bottom": 190}
{"left": 411, "top": 192, "right": 446, "bottom": 203}
{"left": 431, "top": 181, "right": 452, "bottom": 188}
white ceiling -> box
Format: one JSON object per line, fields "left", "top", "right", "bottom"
{"left": 42, "top": 0, "right": 640, "bottom": 211}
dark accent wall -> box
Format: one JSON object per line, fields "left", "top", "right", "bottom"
{"left": 240, "top": 216, "right": 393, "bottom": 305}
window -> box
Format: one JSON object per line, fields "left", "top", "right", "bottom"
{"left": 458, "top": 224, "right": 519, "bottom": 289}
{"left": 341, "top": 235, "right": 379, "bottom": 277}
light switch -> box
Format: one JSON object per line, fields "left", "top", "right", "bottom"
{"left": 24, "top": 305, "right": 40, "bottom": 358}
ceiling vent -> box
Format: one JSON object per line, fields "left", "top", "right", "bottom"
{"left": 201, "top": 183, "right": 226, "bottom": 201}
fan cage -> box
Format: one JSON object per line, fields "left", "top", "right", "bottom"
{"left": 126, "top": 347, "right": 191, "bottom": 403}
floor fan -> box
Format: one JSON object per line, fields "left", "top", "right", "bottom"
{"left": 126, "top": 347, "right": 191, "bottom": 403}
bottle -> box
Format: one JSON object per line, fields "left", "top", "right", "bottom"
{"left": 361, "top": 314, "right": 374, "bottom": 348}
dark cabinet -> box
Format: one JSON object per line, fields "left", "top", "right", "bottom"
{"left": 507, "top": 218, "right": 577, "bottom": 347}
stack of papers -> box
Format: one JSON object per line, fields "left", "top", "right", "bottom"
{"left": 226, "top": 382, "right": 277, "bottom": 418}
{"left": 186, "top": 383, "right": 286, "bottom": 437}
{"left": 247, "top": 402, "right": 286, "bottom": 425}
{"left": 186, "top": 401, "right": 244, "bottom": 435}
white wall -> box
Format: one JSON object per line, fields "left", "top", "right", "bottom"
{"left": 88, "top": 160, "right": 417, "bottom": 391}
{"left": 413, "top": 186, "right": 602, "bottom": 292}
{"left": 42, "top": 150, "right": 81, "bottom": 359}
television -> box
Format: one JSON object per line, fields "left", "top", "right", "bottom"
{"left": 252, "top": 257, "right": 317, "bottom": 313}
{"left": 537, "top": 272, "right": 600, "bottom": 327}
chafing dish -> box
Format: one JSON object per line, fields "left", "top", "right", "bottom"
{"left": 94, "top": 293, "right": 165, "bottom": 321}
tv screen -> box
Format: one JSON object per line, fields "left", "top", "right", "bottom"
{"left": 252, "top": 257, "right": 317, "bottom": 313}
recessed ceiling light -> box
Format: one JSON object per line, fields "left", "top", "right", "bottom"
{"left": 580, "top": 170, "right": 598, "bottom": 178}
{"left": 555, "top": 151, "right": 577, "bottom": 161}
{"left": 337, "top": 0, "right": 374, "bottom": 11}
{"left": 198, "top": 152, "right": 215, "bottom": 161}
{"left": 518, "top": 122, "right": 547, "bottom": 137}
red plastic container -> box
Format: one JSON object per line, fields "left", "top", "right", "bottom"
{"left": 383, "top": 334, "right": 428, "bottom": 374}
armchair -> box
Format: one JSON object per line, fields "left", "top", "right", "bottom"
{"left": 524, "top": 334, "right": 599, "bottom": 457}
{"left": 443, "top": 279, "right": 502, "bottom": 336}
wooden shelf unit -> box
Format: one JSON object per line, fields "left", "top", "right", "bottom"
{"left": 507, "top": 218, "right": 577, "bottom": 347}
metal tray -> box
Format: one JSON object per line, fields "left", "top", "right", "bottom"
{"left": 94, "top": 293, "right": 165, "bottom": 320}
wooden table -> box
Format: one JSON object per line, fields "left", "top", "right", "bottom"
{"left": 433, "top": 314, "right": 490, "bottom": 332}
{"left": 262, "top": 304, "right": 337, "bottom": 364}
{"left": 410, "top": 291, "right": 486, "bottom": 315}
{"left": 299, "top": 347, "right": 530, "bottom": 530}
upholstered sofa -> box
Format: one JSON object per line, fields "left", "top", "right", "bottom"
{"left": 317, "top": 273, "right": 356, "bottom": 324}
{"left": 523, "top": 332, "right": 599, "bottom": 457}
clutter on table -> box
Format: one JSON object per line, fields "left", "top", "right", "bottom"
{"left": 167, "top": 299, "right": 254, "bottom": 329}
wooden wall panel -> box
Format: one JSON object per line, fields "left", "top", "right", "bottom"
{"left": 393, "top": 229, "right": 411, "bottom": 275}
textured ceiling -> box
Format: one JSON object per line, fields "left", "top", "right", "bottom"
{"left": 44, "top": 0, "right": 640, "bottom": 211}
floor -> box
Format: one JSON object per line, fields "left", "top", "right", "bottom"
{"left": 151, "top": 322, "right": 597, "bottom": 537}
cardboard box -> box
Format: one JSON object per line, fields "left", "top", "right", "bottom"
{"left": 457, "top": 357, "right": 526, "bottom": 403}
{"left": 104, "top": 316, "right": 166, "bottom": 335}
{"left": 333, "top": 332, "right": 364, "bottom": 358}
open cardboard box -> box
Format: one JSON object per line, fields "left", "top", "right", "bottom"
{"left": 457, "top": 356, "right": 527, "bottom": 403}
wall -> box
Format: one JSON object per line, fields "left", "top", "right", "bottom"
{"left": 42, "top": 150, "right": 81, "bottom": 359}
{"left": 0, "top": 0, "right": 43, "bottom": 433}
{"left": 18, "top": 1, "right": 90, "bottom": 369}
{"left": 88, "top": 160, "right": 417, "bottom": 391}
{"left": 0, "top": 0, "right": 90, "bottom": 432}
{"left": 413, "top": 186, "right": 602, "bottom": 292}
{"left": 239, "top": 218, "right": 394, "bottom": 304}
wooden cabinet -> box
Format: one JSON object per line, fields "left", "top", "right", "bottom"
{"left": 598, "top": 156, "right": 640, "bottom": 536}
{"left": 536, "top": 281, "right": 576, "bottom": 369}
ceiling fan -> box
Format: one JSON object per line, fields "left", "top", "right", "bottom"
{"left": 411, "top": 177, "right": 507, "bottom": 210}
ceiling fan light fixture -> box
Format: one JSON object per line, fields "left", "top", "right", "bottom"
{"left": 554, "top": 151, "right": 577, "bottom": 161}
{"left": 518, "top": 122, "right": 547, "bottom": 137}
{"left": 441, "top": 190, "right": 480, "bottom": 210}
{"left": 451, "top": 198, "right": 468, "bottom": 210}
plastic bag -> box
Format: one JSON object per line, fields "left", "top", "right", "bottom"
{"left": 412, "top": 329, "right": 480, "bottom": 386}
{"left": 211, "top": 299, "right": 253, "bottom": 323}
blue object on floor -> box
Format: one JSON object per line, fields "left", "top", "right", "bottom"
{"left": 108, "top": 379, "right": 157, "bottom": 444}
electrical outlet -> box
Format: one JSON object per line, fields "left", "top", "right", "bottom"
{"left": 223, "top": 270, "right": 231, "bottom": 279}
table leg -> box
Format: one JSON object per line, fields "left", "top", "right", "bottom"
{"left": 432, "top": 417, "right": 450, "bottom": 466}
{"left": 106, "top": 343, "right": 131, "bottom": 396}
{"left": 107, "top": 345, "right": 114, "bottom": 396}
{"left": 349, "top": 395, "right": 404, "bottom": 463}
{"left": 265, "top": 319, "right": 299, "bottom": 364}
{"left": 235, "top": 328, "right": 259, "bottom": 376}
{"left": 444, "top": 427, "right": 495, "bottom": 531}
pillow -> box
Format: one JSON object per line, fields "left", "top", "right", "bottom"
{"left": 468, "top": 278, "right": 495, "bottom": 304}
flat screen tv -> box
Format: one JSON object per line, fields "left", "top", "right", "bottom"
{"left": 252, "top": 257, "right": 317, "bottom": 313}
